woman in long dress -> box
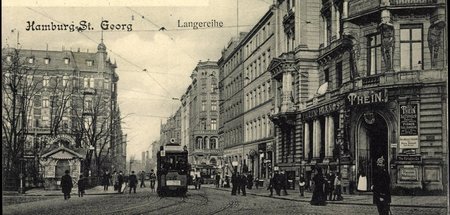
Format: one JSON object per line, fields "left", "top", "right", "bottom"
{"left": 310, "top": 168, "right": 326, "bottom": 206}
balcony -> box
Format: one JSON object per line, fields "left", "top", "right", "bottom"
{"left": 318, "top": 37, "right": 352, "bottom": 63}
{"left": 348, "top": 0, "right": 381, "bottom": 18}
{"left": 283, "top": 8, "right": 295, "bottom": 34}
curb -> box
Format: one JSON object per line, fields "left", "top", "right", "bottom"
{"left": 206, "top": 187, "right": 447, "bottom": 209}
{"left": 3, "top": 192, "right": 120, "bottom": 197}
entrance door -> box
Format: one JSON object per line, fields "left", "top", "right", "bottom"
{"left": 357, "top": 112, "right": 388, "bottom": 190}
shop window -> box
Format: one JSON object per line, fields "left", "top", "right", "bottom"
{"left": 400, "top": 24, "right": 423, "bottom": 71}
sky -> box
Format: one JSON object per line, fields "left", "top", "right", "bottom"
{"left": 1, "top": 0, "right": 271, "bottom": 160}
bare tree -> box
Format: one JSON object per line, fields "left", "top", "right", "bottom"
{"left": 72, "top": 82, "right": 124, "bottom": 178}
{"left": 2, "top": 48, "right": 42, "bottom": 188}
{"left": 48, "top": 75, "right": 72, "bottom": 137}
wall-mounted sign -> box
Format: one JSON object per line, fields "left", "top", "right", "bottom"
{"left": 399, "top": 167, "right": 419, "bottom": 181}
{"left": 400, "top": 104, "right": 418, "bottom": 135}
{"left": 347, "top": 90, "right": 388, "bottom": 106}
{"left": 399, "top": 136, "right": 419, "bottom": 149}
{"left": 397, "top": 155, "right": 421, "bottom": 162}
{"left": 302, "top": 100, "right": 344, "bottom": 120}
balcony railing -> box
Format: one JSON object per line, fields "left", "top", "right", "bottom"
{"left": 390, "top": 0, "right": 438, "bottom": 5}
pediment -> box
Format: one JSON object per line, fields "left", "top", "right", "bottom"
{"left": 42, "top": 146, "right": 84, "bottom": 159}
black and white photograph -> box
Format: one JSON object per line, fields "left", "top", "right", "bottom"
{"left": 1, "top": 0, "right": 448, "bottom": 214}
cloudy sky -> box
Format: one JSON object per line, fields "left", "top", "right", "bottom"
{"left": 2, "top": 0, "right": 270, "bottom": 160}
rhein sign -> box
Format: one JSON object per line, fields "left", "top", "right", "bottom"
{"left": 347, "top": 90, "right": 388, "bottom": 106}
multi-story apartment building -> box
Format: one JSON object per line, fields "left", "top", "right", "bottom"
{"left": 268, "top": 0, "right": 322, "bottom": 186}
{"left": 218, "top": 32, "right": 247, "bottom": 177}
{"left": 159, "top": 107, "right": 181, "bottom": 146}
{"left": 242, "top": 9, "right": 277, "bottom": 181}
{"left": 297, "top": 0, "right": 447, "bottom": 192}
{"left": 2, "top": 41, "right": 125, "bottom": 189}
{"left": 180, "top": 61, "right": 221, "bottom": 178}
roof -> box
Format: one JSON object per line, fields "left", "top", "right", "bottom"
{"left": 41, "top": 146, "right": 84, "bottom": 159}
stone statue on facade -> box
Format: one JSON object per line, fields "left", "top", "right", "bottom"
{"left": 343, "top": 31, "right": 360, "bottom": 80}
{"left": 378, "top": 23, "right": 395, "bottom": 72}
{"left": 428, "top": 21, "right": 446, "bottom": 67}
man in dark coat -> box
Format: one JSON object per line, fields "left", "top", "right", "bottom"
{"left": 231, "top": 172, "right": 238, "bottom": 195}
{"left": 273, "top": 172, "right": 282, "bottom": 196}
{"left": 149, "top": 169, "right": 156, "bottom": 192}
{"left": 102, "top": 170, "right": 111, "bottom": 191}
{"left": 215, "top": 173, "right": 221, "bottom": 188}
{"left": 240, "top": 174, "right": 247, "bottom": 196}
{"left": 281, "top": 171, "right": 288, "bottom": 195}
{"left": 117, "top": 171, "right": 124, "bottom": 193}
{"left": 246, "top": 174, "right": 253, "bottom": 189}
{"left": 139, "top": 171, "right": 146, "bottom": 188}
{"left": 61, "top": 170, "right": 73, "bottom": 200}
{"left": 267, "top": 175, "right": 274, "bottom": 197}
{"left": 128, "top": 171, "right": 138, "bottom": 193}
{"left": 372, "top": 156, "right": 391, "bottom": 215}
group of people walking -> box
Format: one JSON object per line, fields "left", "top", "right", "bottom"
{"left": 102, "top": 169, "right": 157, "bottom": 194}
{"left": 267, "top": 171, "right": 289, "bottom": 196}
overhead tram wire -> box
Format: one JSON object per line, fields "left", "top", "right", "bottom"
{"left": 25, "top": 7, "right": 174, "bottom": 98}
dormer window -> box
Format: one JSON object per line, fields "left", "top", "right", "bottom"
{"left": 86, "top": 60, "right": 94, "bottom": 67}
{"left": 6, "top": 56, "right": 11, "bottom": 62}
{"left": 44, "top": 58, "right": 50, "bottom": 64}
{"left": 28, "top": 57, "right": 34, "bottom": 64}
{"left": 64, "top": 58, "right": 70, "bottom": 64}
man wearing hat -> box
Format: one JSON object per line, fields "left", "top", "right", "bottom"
{"left": 61, "top": 170, "right": 73, "bottom": 200}
{"left": 372, "top": 156, "right": 391, "bottom": 215}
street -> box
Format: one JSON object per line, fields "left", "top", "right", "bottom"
{"left": 3, "top": 186, "right": 447, "bottom": 215}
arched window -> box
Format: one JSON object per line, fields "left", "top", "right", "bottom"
{"left": 196, "top": 137, "right": 203, "bottom": 149}
{"left": 210, "top": 137, "right": 217, "bottom": 149}
{"left": 210, "top": 158, "right": 217, "bottom": 166}
{"left": 203, "top": 137, "right": 208, "bottom": 149}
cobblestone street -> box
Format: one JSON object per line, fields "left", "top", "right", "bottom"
{"left": 3, "top": 186, "right": 447, "bottom": 215}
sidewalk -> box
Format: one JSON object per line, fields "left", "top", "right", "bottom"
{"left": 3, "top": 186, "right": 119, "bottom": 197}
{"left": 205, "top": 185, "right": 447, "bottom": 208}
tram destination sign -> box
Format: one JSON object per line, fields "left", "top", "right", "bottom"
{"left": 400, "top": 104, "right": 418, "bottom": 135}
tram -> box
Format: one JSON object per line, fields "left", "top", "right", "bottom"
{"left": 156, "top": 139, "right": 190, "bottom": 196}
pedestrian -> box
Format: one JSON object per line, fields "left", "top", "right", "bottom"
{"left": 273, "top": 172, "right": 282, "bottom": 196}
{"left": 310, "top": 168, "right": 326, "bottom": 206}
{"left": 240, "top": 174, "right": 247, "bottom": 196}
{"left": 139, "top": 170, "right": 146, "bottom": 188}
{"left": 149, "top": 169, "right": 156, "bottom": 192}
{"left": 231, "top": 172, "right": 238, "bottom": 195}
{"left": 267, "top": 174, "right": 274, "bottom": 197}
{"left": 236, "top": 172, "right": 241, "bottom": 194}
{"left": 372, "top": 156, "right": 391, "bottom": 215}
{"left": 78, "top": 174, "right": 86, "bottom": 197}
{"left": 215, "top": 173, "right": 221, "bottom": 188}
{"left": 225, "top": 174, "right": 230, "bottom": 188}
{"left": 298, "top": 174, "right": 306, "bottom": 197}
{"left": 198, "top": 176, "right": 203, "bottom": 189}
{"left": 129, "top": 171, "right": 138, "bottom": 193}
{"left": 333, "top": 174, "right": 343, "bottom": 201}
{"left": 325, "top": 172, "right": 335, "bottom": 201}
{"left": 247, "top": 173, "right": 253, "bottom": 190}
{"left": 112, "top": 171, "right": 118, "bottom": 191}
{"left": 102, "top": 170, "right": 111, "bottom": 191}
{"left": 254, "top": 177, "right": 259, "bottom": 189}
{"left": 117, "top": 171, "right": 124, "bottom": 194}
{"left": 61, "top": 170, "right": 73, "bottom": 200}
{"left": 281, "top": 171, "right": 288, "bottom": 195}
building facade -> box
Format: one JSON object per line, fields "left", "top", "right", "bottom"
{"left": 268, "top": 0, "right": 322, "bottom": 187}
{"left": 218, "top": 33, "right": 247, "bottom": 177}
{"left": 297, "top": 0, "right": 447, "bottom": 192}
{"left": 2, "top": 41, "right": 125, "bottom": 189}
{"left": 184, "top": 61, "right": 221, "bottom": 178}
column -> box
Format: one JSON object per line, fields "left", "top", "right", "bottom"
{"left": 281, "top": 72, "right": 293, "bottom": 112}
{"left": 328, "top": 116, "right": 335, "bottom": 158}
{"left": 343, "top": 0, "right": 348, "bottom": 19}
{"left": 313, "top": 119, "right": 320, "bottom": 158}
{"left": 304, "top": 122, "right": 310, "bottom": 160}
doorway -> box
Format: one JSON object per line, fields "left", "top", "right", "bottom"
{"left": 357, "top": 111, "right": 388, "bottom": 190}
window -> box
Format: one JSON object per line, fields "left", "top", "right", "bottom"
{"left": 367, "top": 33, "right": 382, "bottom": 75}
{"left": 43, "top": 98, "right": 49, "bottom": 108}
{"left": 43, "top": 77, "right": 49, "bottom": 87}
{"left": 211, "top": 84, "right": 217, "bottom": 93}
{"left": 211, "top": 101, "right": 217, "bottom": 111}
{"left": 325, "top": 11, "right": 332, "bottom": 45}
{"left": 201, "top": 101, "right": 206, "bottom": 111}
{"left": 336, "top": 62, "right": 343, "bottom": 87}
{"left": 324, "top": 68, "right": 330, "bottom": 83}
{"left": 63, "top": 76, "right": 69, "bottom": 86}
{"left": 84, "top": 78, "right": 89, "bottom": 88}
{"left": 44, "top": 58, "right": 50, "bottom": 64}
{"left": 211, "top": 119, "right": 217, "bottom": 130}
{"left": 28, "top": 57, "right": 34, "bottom": 64}
{"left": 6, "top": 56, "right": 11, "bottom": 62}
{"left": 400, "top": 24, "right": 423, "bottom": 71}
{"left": 89, "top": 78, "right": 95, "bottom": 88}
{"left": 86, "top": 60, "right": 93, "bottom": 66}
{"left": 64, "top": 58, "right": 70, "bottom": 64}
{"left": 84, "top": 99, "right": 93, "bottom": 110}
